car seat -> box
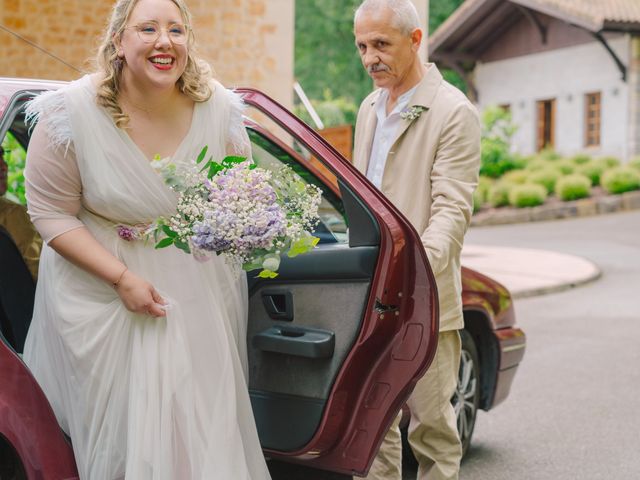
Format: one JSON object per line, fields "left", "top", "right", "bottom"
{"left": 0, "top": 226, "right": 35, "bottom": 353}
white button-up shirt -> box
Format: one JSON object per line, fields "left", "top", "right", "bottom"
{"left": 366, "top": 85, "right": 418, "bottom": 189}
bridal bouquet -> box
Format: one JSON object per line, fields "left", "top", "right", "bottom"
{"left": 138, "top": 147, "right": 321, "bottom": 278}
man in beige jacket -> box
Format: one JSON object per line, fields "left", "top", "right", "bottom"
{"left": 352, "top": 1, "right": 480, "bottom": 478}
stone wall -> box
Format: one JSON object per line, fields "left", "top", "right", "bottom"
{"left": 0, "top": 0, "right": 294, "bottom": 108}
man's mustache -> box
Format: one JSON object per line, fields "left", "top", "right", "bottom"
{"left": 368, "top": 63, "right": 390, "bottom": 74}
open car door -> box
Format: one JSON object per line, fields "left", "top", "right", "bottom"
{"left": 239, "top": 89, "right": 439, "bottom": 476}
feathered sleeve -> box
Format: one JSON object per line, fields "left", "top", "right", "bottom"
{"left": 23, "top": 89, "right": 84, "bottom": 243}
{"left": 226, "top": 89, "right": 251, "bottom": 158}
{"left": 24, "top": 89, "right": 74, "bottom": 153}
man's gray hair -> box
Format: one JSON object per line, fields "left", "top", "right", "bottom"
{"left": 354, "top": 0, "right": 421, "bottom": 35}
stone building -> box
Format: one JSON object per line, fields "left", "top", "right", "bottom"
{"left": 0, "top": 0, "right": 294, "bottom": 108}
{"left": 430, "top": 0, "right": 640, "bottom": 160}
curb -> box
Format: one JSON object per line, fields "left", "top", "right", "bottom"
{"left": 461, "top": 246, "right": 603, "bottom": 299}
{"left": 510, "top": 268, "right": 602, "bottom": 299}
{"left": 471, "top": 190, "right": 640, "bottom": 227}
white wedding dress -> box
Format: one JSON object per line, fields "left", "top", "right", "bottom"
{"left": 22, "top": 75, "right": 271, "bottom": 480}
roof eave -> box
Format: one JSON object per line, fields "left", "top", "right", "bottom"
{"left": 509, "top": 0, "right": 603, "bottom": 32}
{"left": 602, "top": 20, "right": 640, "bottom": 33}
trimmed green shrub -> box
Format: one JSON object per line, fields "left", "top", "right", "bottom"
{"left": 598, "top": 156, "right": 621, "bottom": 168}
{"left": 511, "top": 155, "right": 529, "bottom": 170}
{"left": 473, "top": 176, "right": 493, "bottom": 212}
{"left": 556, "top": 174, "right": 592, "bottom": 201}
{"left": 480, "top": 138, "right": 517, "bottom": 178}
{"left": 601, "top": 167, "right": 640, "bottom": 194}
{"left": 476, "top": 176, "right": 493, "bottom": 203}
{"left": 501, "top": 169, "right": 529, "bottom": 185}
{"left": 528, "top": 167, "right": 562, "bottom": 194}
{"left": 628, "top": 157, "right": 640, "bottom": 172}
{"left": 488, "top": 181, "right": 513, "bottom": 207}
{"left": 556, "top": 158, "right": 575, "bottom": 175}
{"left": 571, "top": 153, "right": 592, "bottom": 165}
{"left": 537, "top": 148, "right": 561, "bottom": 161}
{"left": 508, "top": 184, "right": 547, "bottom": 208}
{"left": 524, "top": 158, "right": 552, "bottom": 172}
{"left": 575, "top": 161, "right": 605, "bottom": 186}
{"left": 473, "top": 189, "right": 483, "bottom": 213}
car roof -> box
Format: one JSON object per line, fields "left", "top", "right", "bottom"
{"left": 0, "top": 77, "right": 68, "bottom": 117}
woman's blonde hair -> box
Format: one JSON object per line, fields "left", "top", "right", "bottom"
{"left": 95, "top": 0, "right": 213, "bottom": 128}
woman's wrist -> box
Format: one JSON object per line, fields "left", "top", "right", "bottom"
{"left": 112, "top": 266, "right": 128, "bottom": 289}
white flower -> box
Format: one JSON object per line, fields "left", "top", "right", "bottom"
{"left": 400, "top": 105, "right": 426, "bottom": 122}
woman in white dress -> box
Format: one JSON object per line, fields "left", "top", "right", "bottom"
{"left": 22, "top": 0, "right": 271, "bottom": 478}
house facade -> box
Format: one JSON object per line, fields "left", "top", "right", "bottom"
{"left": 429, "top": 0, "right": 640, "bottom": 161}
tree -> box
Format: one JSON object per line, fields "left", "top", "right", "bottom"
{"left": 294, "top": 0, "right": 469, "bottom": 123}
{"left": 295, "top": 0, "right": 370, "bottom": 110}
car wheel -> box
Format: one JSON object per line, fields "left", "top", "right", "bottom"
{"left": 452, "top": 329, "right": 480, "bottom": 457}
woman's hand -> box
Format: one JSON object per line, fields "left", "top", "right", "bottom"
{"left": 115, "top": 270, "right": 167, "bottom": 317}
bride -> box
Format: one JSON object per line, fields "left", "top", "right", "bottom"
{"left": 23, "top": 0, "right": 271, "bottom": 478}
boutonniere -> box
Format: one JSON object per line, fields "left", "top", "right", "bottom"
{"left": 400, "top": 105, "right": 426, "bottom": 122}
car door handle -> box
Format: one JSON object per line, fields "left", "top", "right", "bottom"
{"left": 261, "top": 290, "right": 294, "bottom": 321}
{"left": 253, "top": 325, "right": 335, "bottom": 359}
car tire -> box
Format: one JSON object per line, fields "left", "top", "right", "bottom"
{"left": 453, "top": 329, "right": 480, "bottom": 457}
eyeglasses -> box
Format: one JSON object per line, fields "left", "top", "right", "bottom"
{"left": 126, "top": 21, "right": 191, "bottom": 45}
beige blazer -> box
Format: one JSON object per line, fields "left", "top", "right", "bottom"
{"left": 353, "top": 64, "right": 480, "bottom": 331}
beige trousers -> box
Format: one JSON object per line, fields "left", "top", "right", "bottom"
{"left": 359, "top": 330, "right": 462, "bottom": 480}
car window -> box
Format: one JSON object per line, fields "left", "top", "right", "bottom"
{"left": 244, "top": 107, "right": 348, "bottom": 244}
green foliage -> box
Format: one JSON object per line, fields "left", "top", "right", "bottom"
{"left": 501, "top": 169, "right": 528, "bottom": 185}
{"left": 480, "top": 105, "right": 519, "bottom": 178}
{"left": 629, "top": 157, "right": 640, "bottom": 172}
{"left": 555, "top": 174, "right": 591, "bottom": 201}
{"left": 293, "top": 90, "right": 358, "bottom": 128}
{"left": 294, "top": 0, "right": 469, "bottom": 118}
{"left": 1, "top": 133, "right": 27, "bottom": 204}
{"left": 601, "top": 167, "right": 640, "bottom": 194}
{"left": 571, "top": 153, "right": 592, "bottom": 165}
{"left": 508, "top": 184, "right": 547, "bottom": 208}
{"left": 524, "top": 158, "right": 551, "bottom": 172}
{"left": 487, "top": 181, "right": 513, "bottom": 208}
{"left": 528, "top": 167, "right": 562, "bottom": 194}
{"left": 430, "top": 0, "right": 465, "bottom": 34}
{"left": 575, "top": 161, "right": 605, "bottom": 186}
{"left": 556, "top": 158, "right": 575, "bottom": 175}
{"left": 598, "top": 156, "right": 621, "bottom": 168}
{"left": 295, "top": 0, "right": 372, "bottom": 113}
{"left": 537, "top": 148, "right": 561, "bottom": 161}
{"left": 473, "top": 175, "right": 493, "bottom": 212}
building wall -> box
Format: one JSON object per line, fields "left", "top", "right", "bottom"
{"left": 628, "top": 35, "right": 640, "bottom": 158}
{"left": 475, "top": 36, "right": 630, "bottom": 160}
{"left": 0, "top": 0, "right": 294, "bottom": 108}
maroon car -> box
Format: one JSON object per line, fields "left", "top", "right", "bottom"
{"left": 0, "top": 78, "right": 525, "bottom": 479}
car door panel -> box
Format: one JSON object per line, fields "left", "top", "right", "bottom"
{"left": 240, "top": 89, "right": 439, "bottom": 476}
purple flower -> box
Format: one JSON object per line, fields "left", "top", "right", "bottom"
{"left": 117, "top": 225, "right": 138, "bottom": 242}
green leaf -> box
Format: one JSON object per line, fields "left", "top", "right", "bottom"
{"left": 161, "top": 225, "right": 178, "bottom": 238}
{"left": 257, "top": 269, "right": 279, "bottom": 279}
{"left": 196, "top": 146, "right": 209, "bottom": 164}
{"left": 287, "top": 235, "right": 320, "bottom": 257}
{"left": 207, "top": 161, "right": 223, "bottom": 179}
{"left": 155, "top": 237, "right": 175, "bottom": 249}
{"left": 174, "top": 239, "right": 191, "bottom": 254}
{"left": 221, "top": 155, "right": 247, "bottom": 167}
